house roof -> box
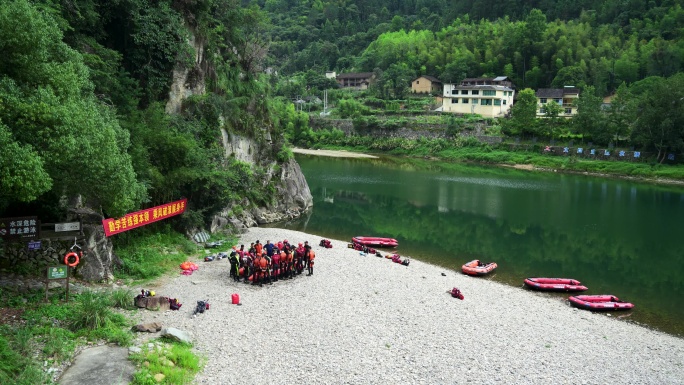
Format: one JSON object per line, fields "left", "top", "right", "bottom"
{"left": 462, "top": 77, "right": 492, "bottom": 82}
{"left": 336, "top": 72, "right": 373, "bottom": 79}
{"left": 536, "top": 89, "right": 564, "bottom": 98}
{"left": 493, "top": 76, "right": 509, "bottom": 81}
{"left": 536, "top": 87, "right": 581, "bottom": 98}
{"left": 414, "top": 75, "right": 441, "bottom": 83}
{"left": 449, "top": 85, "right": 514, "bottom": 91}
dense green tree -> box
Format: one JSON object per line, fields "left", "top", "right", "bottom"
{"left": 630, "top": 74, "right": 684, "bottom": 163}
{"left": 572, "top": 86, "right": 607, "bottom": 144}
{"left": 605, "top": 83, "right": 637, "bottom": 147}
{"left": 0, "top": 0, "right": 145, "bottom": 216}
{"left": 502, "top": 89, "right": 539, "bottom": 138}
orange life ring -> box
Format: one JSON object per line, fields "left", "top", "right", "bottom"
{"left": 64, "top": 252, "right": 79, "bottom": 267}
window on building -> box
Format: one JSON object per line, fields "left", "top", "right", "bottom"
{"left": 565, "top": 108, "right": 572, "bottom": 114}
{"left": 540, "top": 108, "right": 546, "bottom": 114}
{"left": 494, "top": 99, "right": 501, "bottom": 106}
{"left": 472, "top": 98, "right": 478, "bottom": 104}
{"left": 462, "top": 98, "right": 469, "bottom": 103}
{"left": 483, "top": 90, "right": 496, "bottom": 96}
{"left": 503, "top": 100, "right": 507, "bottom": 105}
{"left": 461, "top": 90, "right": 468, "bottom": 95}
{"left": 471, "top": 90, "right": 480, "bottom": 95}
{"left": 540, "top": 98, "right": 547, "bottom": 104}
{"left": 555, "top": 98, "right": 562, "bottom": 105}
{"left": 451, "top": 98, "right": 458, "bottom": 103}
{"left": 481, "top": 99, "right": 492, "bottom": 105}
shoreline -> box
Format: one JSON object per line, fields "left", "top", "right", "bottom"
{"left": 293, "top": 146, "right": 684, "bottom": 187}
{"left": 140, "top": 228, "right": 684, "bottom": 384}
{"left": 292, "top": 147, "right": 379, "bottom": 159}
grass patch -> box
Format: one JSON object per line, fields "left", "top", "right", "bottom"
{"left": 114, "top": 226, "right": 202, "bottom": 281}
{"left": 129, "top": 340, "right": 203, "bottom": 385}
{"left": 1, "top": 289, "right": 135, "bottom": 384}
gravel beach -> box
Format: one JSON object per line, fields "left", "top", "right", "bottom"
{"left": 140, "top": 228, "right": 684, "bottom": 385}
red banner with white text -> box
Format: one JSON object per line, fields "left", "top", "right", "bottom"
{"left": 102, "top": 198, "right": 187, "bottom": 237}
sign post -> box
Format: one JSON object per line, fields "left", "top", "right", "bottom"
{"left": 46, "top": 265, "right": 69, "bottom": 302}
{"left": 0, "top": 216, "right": 40, "bottom": 241}
{"left": 55, "top": 222, "right": 81, "bottom": 232}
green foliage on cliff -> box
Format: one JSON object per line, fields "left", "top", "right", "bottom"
{"left": 0, "top": 0, "right": 283, "bottom": 230}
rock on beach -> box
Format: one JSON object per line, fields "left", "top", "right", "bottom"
{"left": 139, "top": 228, "right": 684, "bottom": 385}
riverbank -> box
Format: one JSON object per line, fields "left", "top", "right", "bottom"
{"left": 295, "top": 144, "right": 684, "bottom": 187}
{"left": 140, "top": 228, "right": 684, "bottom": 385}
{"left": 292, "top": 148, "right": 378, "bottom": 158}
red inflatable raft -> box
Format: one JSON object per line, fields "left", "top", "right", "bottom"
{"left": 352, "top": 236, "right": 398, "bottom": 248}
{"left": 461, "top": 260, "right": 497, "bottom": 276}
{"left": 524, "top": 278, "right": 588, "bottom": 292}
{"left": 568, "top": 295, "right": 634, "bottom": 310}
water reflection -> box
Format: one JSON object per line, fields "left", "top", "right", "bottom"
{"left": 274, "top": 155, "right": 684, "bottom": 337}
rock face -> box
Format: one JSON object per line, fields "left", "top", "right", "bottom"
{"left": 165, "top": 28, "right": 205, "bottom": 115}
{"left": 212, "top": 132, "right": 313, "bottom": 231}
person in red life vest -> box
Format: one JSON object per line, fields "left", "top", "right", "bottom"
{"left": 307, "top": 250, "right": 316, "bottom": 276}
{"left": 271, "top": 248, "right": 281, "bottom": 282}
{"left": 295, "top": 243, "right": 305, "bottom": 275}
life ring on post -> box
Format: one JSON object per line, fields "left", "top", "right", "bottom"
{"left": 64, "top": 252, "right": 80, "bottom": 267}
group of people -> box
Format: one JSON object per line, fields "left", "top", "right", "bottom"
{"left": 228, "top": 239, "right": 316, "bottom": 286}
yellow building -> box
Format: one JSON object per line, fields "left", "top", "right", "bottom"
{"left": 411, "top": 76, "right": 443, "bottom": 94}
{"left": 442, "top": 77, "right": 515, "bottom": 118}
{"left": 535, "top": 87, "right": 580, "bottom": 118}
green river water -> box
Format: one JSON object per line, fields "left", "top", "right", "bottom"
{"left": 270, "top": 154, "right": 684, "bottom": 337}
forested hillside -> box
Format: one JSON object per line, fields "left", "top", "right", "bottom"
{"left": 1, "top": 0, "right": 290, "bottom": 229}
{"left": 260, "top": 0, "right": 683, "bottom": 95}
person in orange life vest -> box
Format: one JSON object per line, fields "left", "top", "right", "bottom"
{"left": 278, "top": 248, "right": 287, "bottom": 279}
{"left": 263, "top": 253, "right": 273, "bottom": 285}
{"left": 285, "top": 248, "right": 295, "bottom": 279}
{"left": 307, "top": 249, "right": 316, "bottom": 276}
{"left": 255, "top": 240, "right": 263, "bottom": 256}
{"left": 251, "top": 253, "right": 264, "bottom": 286}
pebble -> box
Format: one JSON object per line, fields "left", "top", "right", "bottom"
{"left": 135, "top": 228, "right": 684, "bottom": 385}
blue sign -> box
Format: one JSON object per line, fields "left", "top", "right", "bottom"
{"left": 28, "top": 240, "right": 41, "bottom": 250}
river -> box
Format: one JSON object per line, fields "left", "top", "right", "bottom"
{"left": 270, "top": 154, "right": 684, "bottom": 337}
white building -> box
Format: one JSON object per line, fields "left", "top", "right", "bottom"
{"left": 442, "top": 76, "right": 515, "bottom": 118}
